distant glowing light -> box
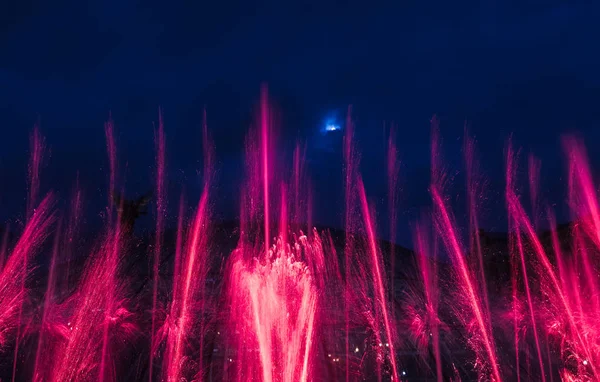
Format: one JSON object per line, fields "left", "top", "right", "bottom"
{"left": 354, "top": 347, "right": 360, "bottom": 353}
{"left": 584, "top": 360, "right": 589, "bottom": 366}
{"left": 402, "top": 371, "right": 407, "bottom": 376}
{"left": 321, "top": 114, "right": 342, "bottom": 134}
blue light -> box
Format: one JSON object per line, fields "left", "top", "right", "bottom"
{"left": 320, "top": 110, "right": 343, "bottom": 134}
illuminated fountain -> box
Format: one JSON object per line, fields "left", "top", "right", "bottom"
{"left": 2, "top": 87, "right": 600, "bottom": 381}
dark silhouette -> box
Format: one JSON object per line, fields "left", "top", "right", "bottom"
{"left": 111, "top": 191, "right": 152, "bottom": 234}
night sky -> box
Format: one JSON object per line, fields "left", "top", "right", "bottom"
{"left": 1, "top": 1, "right": 600, "bottom": 246}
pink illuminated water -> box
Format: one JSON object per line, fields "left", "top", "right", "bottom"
{"left": 430, "top": 122, "right": 501, "bottom": 381}
{"left": 32, "top": 221, "right": 61, "bottom": 382}
{"left": 4, "top": 89, "right": 600, "bottom": 381}
{"left": 13, "top": 127, "right": 48, "bottom": 382}
{"left": 162, "top": 110, "right": 213, "bottom": 382}
{"left": 226, "top": 238, "right": 317, "bottom": 382}
{"left": 0, "top": 195, "right": 55, "bottom": 347}
{"left": 412, "top": 218, "right": 442, "bottom": 382}
{"left": 506, "top": 143, "right": 546, "bottom": 382}
{"left": 149, "top": 108, "right": 165, "bottom": 381}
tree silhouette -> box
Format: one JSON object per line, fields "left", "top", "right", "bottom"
{"left": 111, "top": 191, "right": 152, "bottom": 234}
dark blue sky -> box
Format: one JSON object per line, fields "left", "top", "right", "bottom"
{"left": 1, "top": 1, "right": 600, "bottom": 244}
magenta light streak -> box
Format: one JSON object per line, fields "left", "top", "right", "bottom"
{"left": 8, "top": 89, "right": 600, "bottom": 380}
{"left": 430, "top": 121, "right": 501, "bottom": 381}
{"left": 161, "top": 193, "right": 185, "bottom": 378}
{"left": 387, "top": 126, "right": 400, "bottom": 309}
{"left": 506, "top": 146, "right": 546, "bottom": 382}
{"left": 431, "top": 186, "right": 501, "bottom": 381}
{"left": 527, "top": 154, "right": 541, "bottom": 226}
{"left": 506, "top": 155, "right": 598, "bottom": 379}
{"left": 169, "top": 188, "right": 209, "bottom": 380}
{"left": 98, "top": 219, "right": 121, "bottom": 381}
{"left": 33, "top": 220, "right": 62, "bottom": 382}
{"left": 164, "top": 115, "right": 212, "bottom": 382}
{"left": 343, "top": 106, "right": 354, "bottom": 382}
{"left": 26, "top": 126, "right": 46, "bottom": 220}
{"left": 14, "top": 126, "right": 47, "bottom": 382}
{"left": 356, "top": 177, "right": 400, "bottom": 381}
{"left": 414, "top": 221, "right": 442, "bottom": 382}
{"left": 149, "top": 108, "right": 166, "bottom": 382}
{"left": 511, "top": 233, "right": 521, "bottom": 382}
{"left": 3, "top": 195, "right": 54, "bottom": 380}
{"left": 0, "top": 194, "right": 55, "bottom": 346}
{"left": 261, "top": 85, "right": 271, "bottom": 255}
{"left": 0, "top": 223, "right": 9, "bottom": 270}
{"left": 105, "top": 116, "right": 117, "bottom": 223}
{"left": 64, "top": 175, "right": 83, "bottom": 291}
{"left": 464, "top": 133, "right": 491, "bottom": 326}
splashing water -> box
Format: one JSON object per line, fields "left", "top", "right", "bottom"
{"left": 226, "top": 237, "right": 317, "bottom": 382}
{"left": 5, "top": 89, "right": 600, "bottom": 381}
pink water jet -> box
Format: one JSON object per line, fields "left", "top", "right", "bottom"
{"left": 356, "top": 177, "right": 400, "bottom": 381}
{"left": 149, "top": 108, "right": 166, "bottom": 382}
{"left": 412, "top": 218, "right": 442, "bottom": 382}
{"left": 5, "top": 88, "right": 600, "bottom": 381}
{"left": 506, "top": 143, "right": 546, "bottom": 382}
{"left": 464, "top": 133, "right": 491, "bottom": 327}
{"left": 0, "top": 195, "right": 55, "bottom": 348}
{"left": 13, "top": 126, "right": 48, "bottom": 382}
{"left": 48, "top": 223, "right": 133, "bottom": 382}
{"left": 226, "top": 237, "right": 318, "bottom": 382}
{"left": 387, "top": 127, "right": 400, "bottom": 311}
{"left": 162, "top": 113, "right": 213, "bottom": 382}
{"left": 32, "top": 220, "right": 61, "bottom": 382}
{"left": 430, "top": 121, "right": 501, "bottom": 381}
